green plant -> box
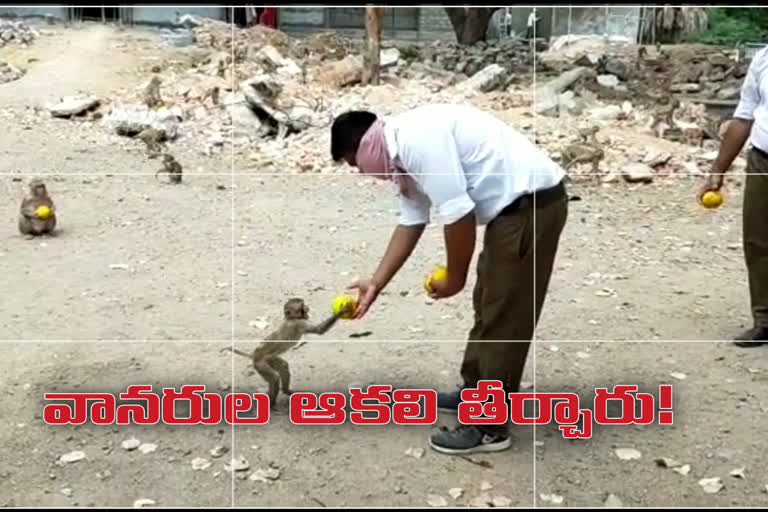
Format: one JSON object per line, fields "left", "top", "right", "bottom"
{"left": 688, "top": 8, "right": 768, "bottom": 46}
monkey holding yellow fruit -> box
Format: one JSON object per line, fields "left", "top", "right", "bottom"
{"left": 35, "top": 205, "right": 52, "bottom": 219}
{"left": 332, "top": 295, "right": 358, "bottom": 320}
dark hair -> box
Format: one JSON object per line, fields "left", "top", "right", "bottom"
{"left": 330, "top": 110, "right": 378, "bottom": 162}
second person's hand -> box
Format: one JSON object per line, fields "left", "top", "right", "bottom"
{"left": 698, "top": 171, "right": 724, "bottom": 204}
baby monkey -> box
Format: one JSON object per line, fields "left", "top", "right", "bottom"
{"left": 222, "top": 298, "right": 352, "bottom": 408}
{"left": 155, "top": 154, "right": 183, "bottom": 184}
{"left": 144, "top": 76, "right": 163, "bottom": 109}
{"left": 18, "top": 178, "right": 56, "bottom": 237}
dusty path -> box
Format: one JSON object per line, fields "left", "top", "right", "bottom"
{"left": 1, "top": 19, "right": 767, "bottom": 508}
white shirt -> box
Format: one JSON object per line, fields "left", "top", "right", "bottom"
{"left": 382, "top": 104, "right": 565, "bottom": 227}
{"left": 527, "top": 11, "right": 538, "bottom": 27}
{"left": 734, "top": 46, "right": 768, "bottom": 152}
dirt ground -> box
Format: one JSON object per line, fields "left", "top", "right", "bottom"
{"left": 1, "top": 20, "right": 767, "bottom": 508}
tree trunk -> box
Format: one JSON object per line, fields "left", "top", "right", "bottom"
{"left": 444, "top": 7, "right": 499, "bottom": 45}
{"left": 362, "top": 6, "right": 383, "bottom": 86}
{"left": 642, "top": 6, "right": 709, "bottom": 44}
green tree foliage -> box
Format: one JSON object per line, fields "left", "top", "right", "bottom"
{"left": 690, "top": 8, "right": 768, "bottom": 45}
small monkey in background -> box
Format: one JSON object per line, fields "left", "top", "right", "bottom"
{"left": 143, "top": 76, "right": 163, "bottom": 109}
{"left": 155, "top": 154, "right": 183, "bottom": 184}
{"left": 18, "top": 178, "right": 56, "bottom": 237}
{"left": 201, "top": 86, "right": 220, "bottom": 107}
{"left": 222, "top": 298, "right": 352, "bottom": 408}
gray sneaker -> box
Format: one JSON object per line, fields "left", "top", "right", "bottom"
{"left": 428, "top": 424, "right": 511, "bottom": 455}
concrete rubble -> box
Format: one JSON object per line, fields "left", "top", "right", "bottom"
{"left": 12, "top": 14, "right": 749, "bottom": 184}
{"left": 0, "top": 60, "right": 25, "bottom": 84}
{"left": 0, "top": 18, "right": 38, "bottom": 47}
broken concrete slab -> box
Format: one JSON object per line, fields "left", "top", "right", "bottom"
{"left": 716, "top": 86, "right": 741, "bottom": 100}
{"left": 224, "top": 92, "right": 262, "bottom": 138}
{"left": 102, "top": 104, "right": 181, "bottom": 139}
{"left": 535, "top": 67, "right": 590, "bottom": 115}
{"left": 670, "top": 83, "right": 702, "bottom": 93}
{"left": 574, "top": 53, "right": 602, "bottom": 67}
{"left": 603, "top": 57, "right": 630, "bottom": 81}
{"left": 313, "top": 48, "right": 400, "bottom": 88}
{"left": 597, "top": 74, "right": 620, "bottom": 88}
{"left": 0, "top": 60, "right": 24, "bottom": 84}
{"left": 48, "top": 96, "right": 101, "bottom": 118}
{"left": 241, "top": 76, "right": 318, "bottom": 138}
{"left": 461, "top": 64, "right": 507, "bottom": 93}
{"left": 587, "top": 104, "right": 623, "bottom": 121}
{"left": 622, "top": 163, "right": 654, "bottom": 184}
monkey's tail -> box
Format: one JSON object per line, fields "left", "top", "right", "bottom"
{"left": 220, "top": 347, "right": 251, "bottom": 358}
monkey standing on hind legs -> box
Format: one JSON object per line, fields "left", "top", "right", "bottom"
{"left": 155, "top": 154, "right": 183, "bottom": 184}
{"left": 18, "top": 178, "right": 56, "bottom": 237}
{"left": 222, "top": 298, "right": 353, "bottom": 409}
{"left": 143, "top": 76, "right": 163, "bottom": 109}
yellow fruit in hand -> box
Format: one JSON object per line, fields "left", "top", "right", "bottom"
{"left": 332, "top": 295, "right": 358, "bottom": 320}
{"left": 35, "top": 205, "right": 51, "bottom": 219}
{"left": 701, "top": 191, "right": 723, "bottom": 209}
{"left": 424, "top": 265, "right": 448, "bottom": 294}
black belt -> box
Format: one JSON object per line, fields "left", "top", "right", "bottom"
{"left": 753, "top": 146, "right": 768, "bottom": 159}
{"left": 497, "top": 180, "right": 566, "bottom": 217}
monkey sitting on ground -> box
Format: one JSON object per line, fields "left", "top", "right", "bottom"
{"left": 155, "top": 154, "right": 183, "bottom": 184}
{"left": 18, "top": 178, "right": 56, "bottom": 237}
{"left": 143, "top": 76, "right": 163, "bottom": 109}
{"left": 222, "top": 298, "right": 353, "bottom": 409}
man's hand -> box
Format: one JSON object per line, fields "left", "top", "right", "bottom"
{"left": 698, "top": 172, "right": 724, "bottom": 204}
{"left": 347, "top": 278, "right": 381, "bottom": 319}
{"left": 698, "top": 117, "right": 752, "bottom": 203}
{"left": 427, "top": 275, "right": 464, "bottom": 300}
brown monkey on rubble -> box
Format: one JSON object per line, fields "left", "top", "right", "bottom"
{"left": 155, "top": 154, "right": 183, "bottom": 184}
{"left": 221, "top": 298, "right": 352, "bottom": 408}
{"left": 18, "top": 178, "right": 56, "bottom": 237}
{"left": 143, "top": 76, "right": 163, "bottom": 109}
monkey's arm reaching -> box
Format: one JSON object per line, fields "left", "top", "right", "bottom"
{"left": 304, "top": 311, "right": 344, "bottom": 335}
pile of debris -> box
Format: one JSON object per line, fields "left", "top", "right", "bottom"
{"left": 0, "top": 18, "right": 38, "bottom": 47}
{"left": 0, "top": 60, "right": 25, "bottom": 84}
{"left": 394, "top": 38, "right": 538, "bottom": 90}
{"left": 531, "top": 40, "right": 748, "bottom": 155}
{"left": 539, "top": 40, "right": 746, "bottom": 109}
{"left": 186, "top": 15, "right": 352, "bottom": 67}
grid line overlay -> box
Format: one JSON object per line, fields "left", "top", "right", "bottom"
{"left": 3, "top": 5, "right": 759, "bottom": 509}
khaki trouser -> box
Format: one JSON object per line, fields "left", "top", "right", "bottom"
{"left": 744, "top": 148, "right": 768, "bottom": 328}
{"left": 460, "top": 182, "right": 568, "bottom": 435}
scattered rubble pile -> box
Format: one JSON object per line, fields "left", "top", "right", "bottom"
{"left": 0, "top": 18, "right": 38, "bottom": 47}
{"left": 23, "top": 13, "right": 750, "bottom": 185}
{"left": 393, "top": 38, "right": 541, "bottom": 91}
{"left": 0, "top": 60, "right": 25, "bottom": 84}
{"left": 537, "top": 40, "right": 745, "bottom": 122}
{"left": 522, "top": 38, "right": 752, "bottom": 184}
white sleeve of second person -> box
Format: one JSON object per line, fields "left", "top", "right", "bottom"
{"left": 398, "top": 131, "right": 476, "bottom": 226}
{"left": 734, "top": 55, "right": 763, "bottom": 120}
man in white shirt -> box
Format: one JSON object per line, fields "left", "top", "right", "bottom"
{"left": 700, "top": 46, "right": 768, "bottom": 347}
{"left": 330, "top": 104, "right": 568, "bottom": 455}
{"left": 525, "top": 8, "right": 539, "bottom": 40}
